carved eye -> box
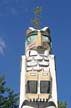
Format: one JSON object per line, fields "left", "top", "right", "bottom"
{"left": 43, "top": 36, "right": 50, "bottom": 42}
{"left": 27, "top": 37, "right": 31, "bottom": 42}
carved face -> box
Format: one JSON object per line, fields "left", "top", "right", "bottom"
{"left": 25, "top": 27, "right": 51, "bottom": 52}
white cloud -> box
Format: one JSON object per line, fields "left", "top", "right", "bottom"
{"left": 0, "top": 38, "right": 6, "bottom": 55}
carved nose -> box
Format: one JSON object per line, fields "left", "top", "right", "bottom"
{"left": 37, "top": 31, "right": 42, "bottom": 47}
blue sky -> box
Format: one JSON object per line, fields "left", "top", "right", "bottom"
{"left": 0, "top": 0, "right": 71, "bottom": 107}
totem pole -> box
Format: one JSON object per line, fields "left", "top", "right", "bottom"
{"left": 19, "top": 27, "right": 58, "bottom": 108}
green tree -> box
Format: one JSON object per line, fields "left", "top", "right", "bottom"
{"left": 32, "top": 6, "right": 42, "bottom": 29}
{"left": 0, "top": 76, "right": 19, "bottom": 108}
{"left": 58, "top": 101, "right": 67, "bottom": 108}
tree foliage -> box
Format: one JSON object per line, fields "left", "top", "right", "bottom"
{"left": 0, "top": 76, "right": 19, "bottom": 108}
{"left": 34, "top": 7, "right": 42, "bottom": 17}
{"left": 58, "top": 101, "right": 67, "bottom": 108}
{"left": 32, "top": 6, "right": 42, "bottom": 29}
